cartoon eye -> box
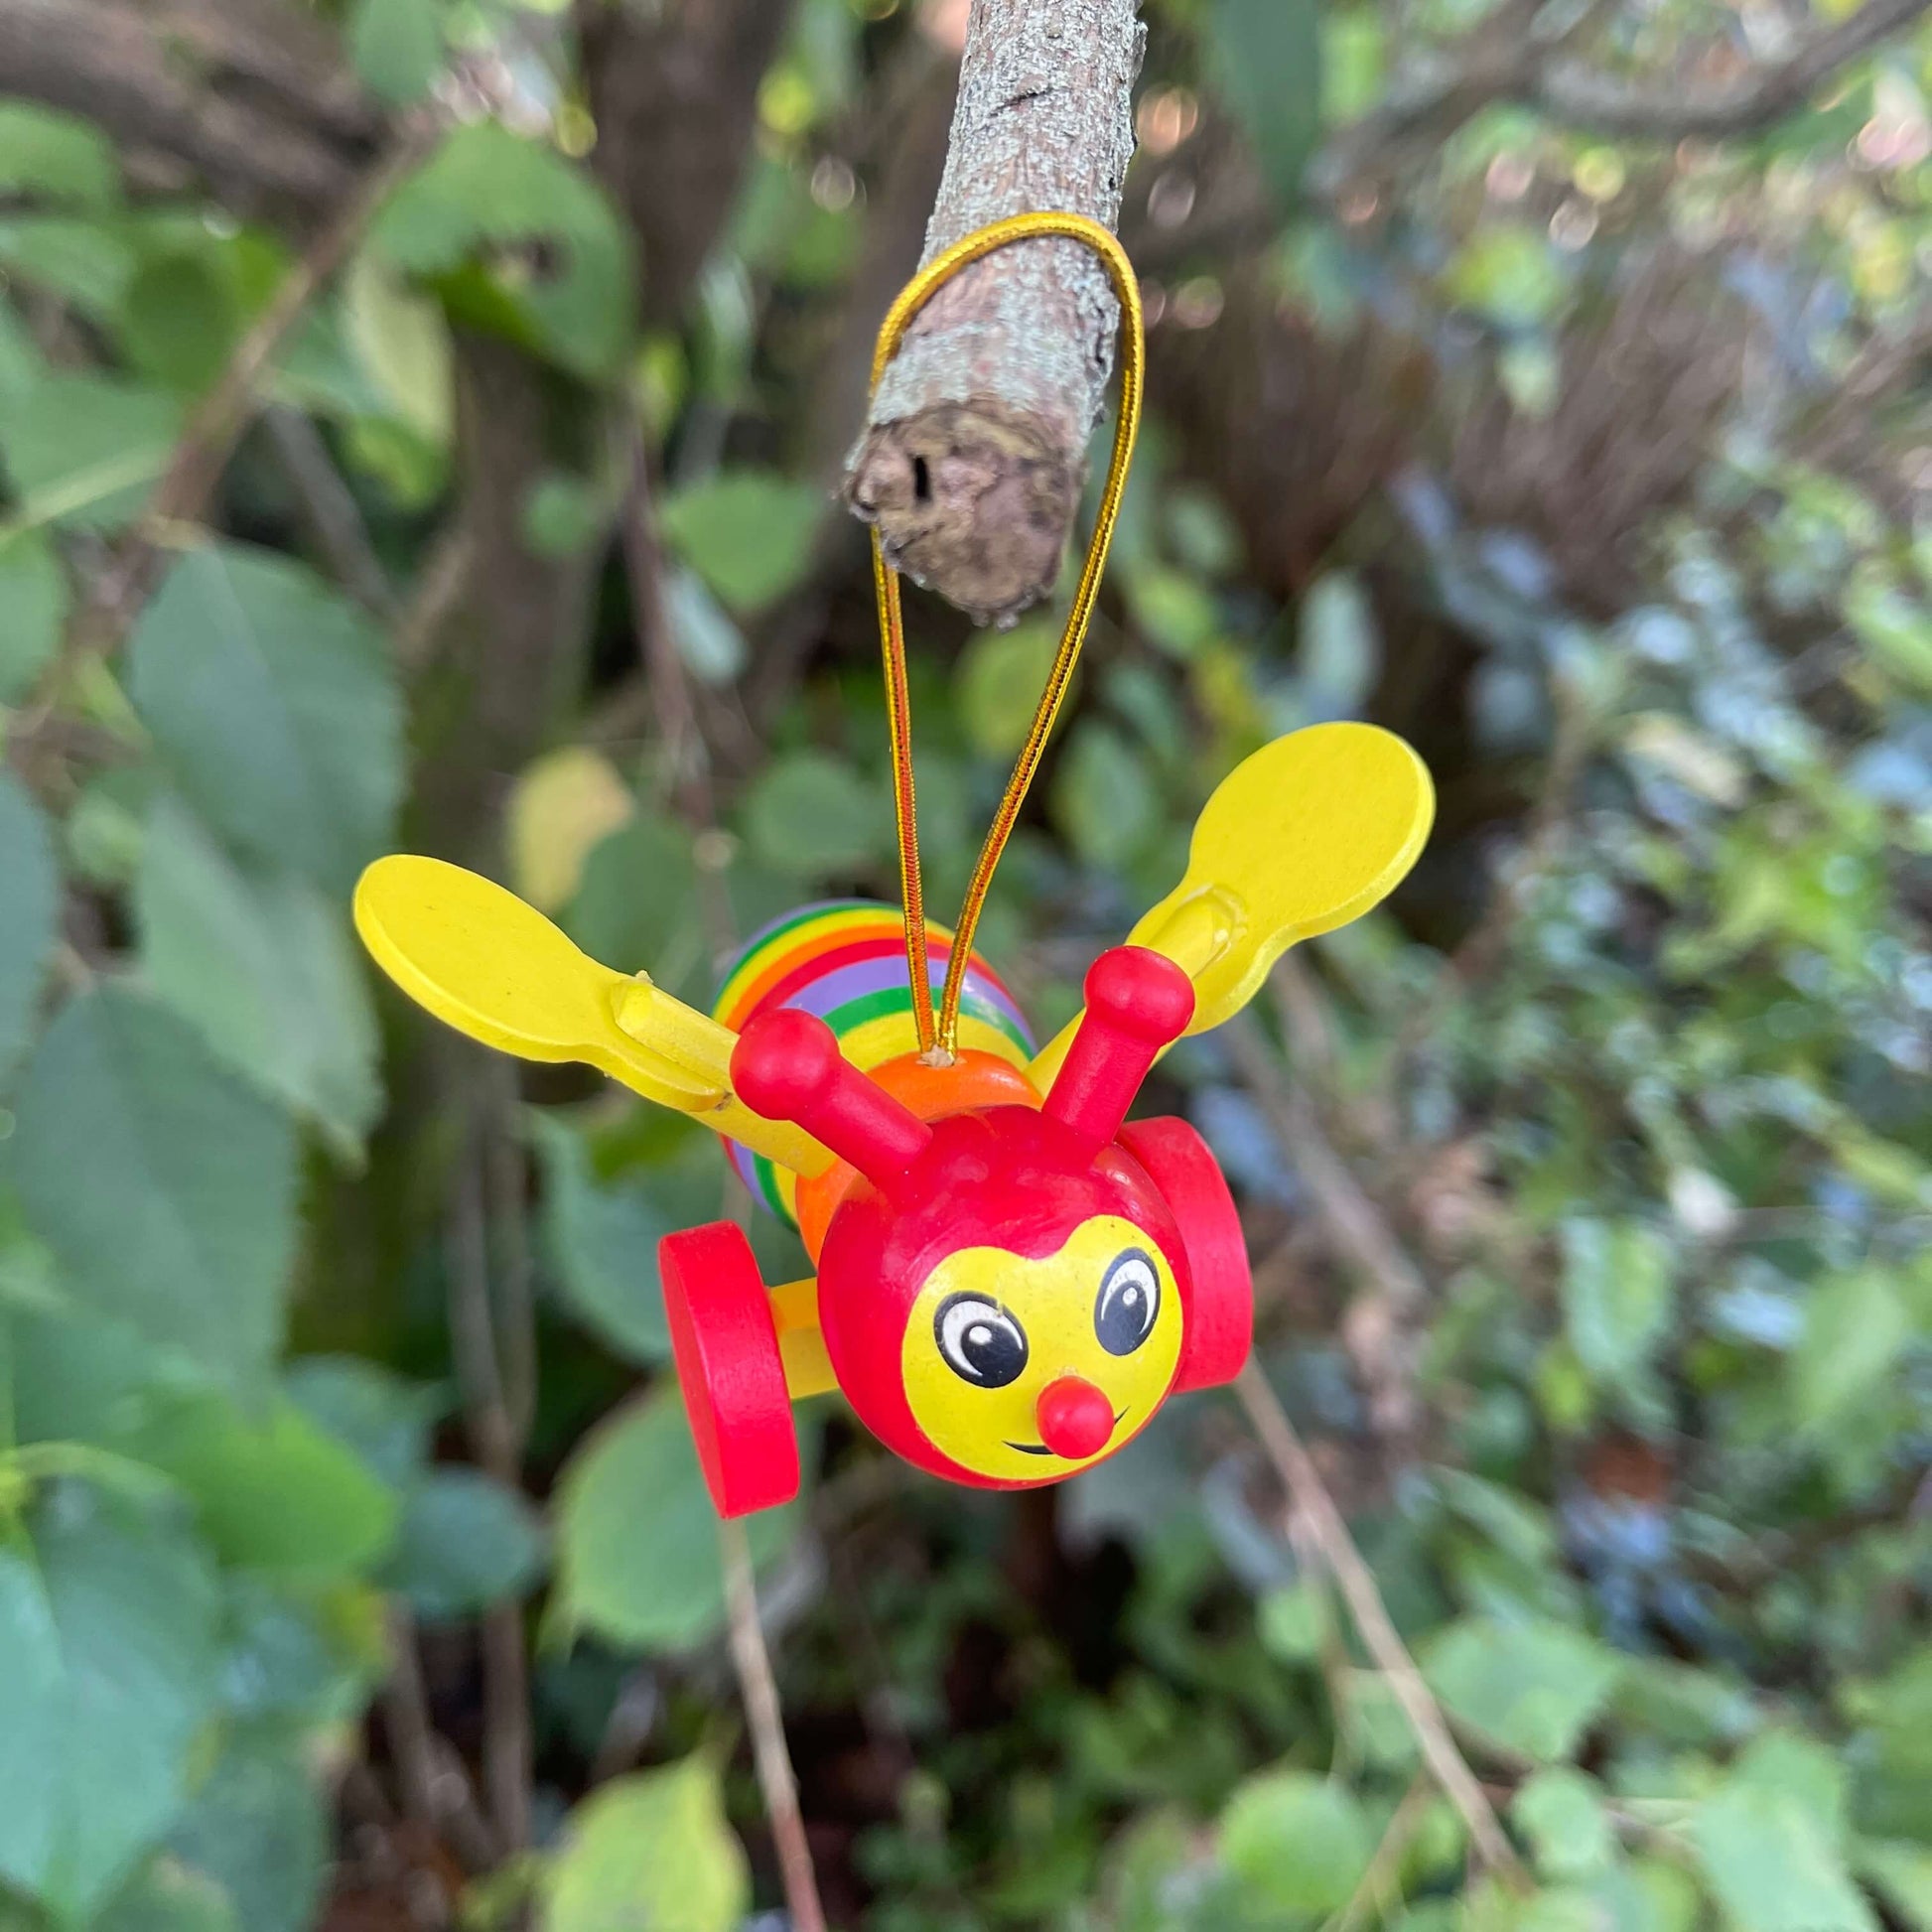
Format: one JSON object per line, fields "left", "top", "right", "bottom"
{"left": 1095, "top": 1248, "right": 1161, "bottom": 1356}
{"left": 933, "top": 1293, "right": 1030, "bottom": 1389}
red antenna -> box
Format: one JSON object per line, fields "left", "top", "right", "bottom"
{"left": 732, "top": 1008, "right": 932, "bottom": 1193}
{"left": 1044, "top": 947, "right": 1194, "bottom": 1159}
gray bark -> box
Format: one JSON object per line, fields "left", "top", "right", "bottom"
{"left": 844, "top": 0, "right": 1145, "bottom": 624}
{"left": 0, "top": 0, "right": 376, "bottom": 227}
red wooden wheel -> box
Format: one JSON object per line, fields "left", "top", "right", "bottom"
{"left": 1119, "top": 1116, "right": 1252, "bottom": 1393}
{"left": 659, "top": 1221, "right": 799, "bottom": 1518}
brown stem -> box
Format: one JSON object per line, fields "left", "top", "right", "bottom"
{"left": 381, "top": 1604, "right": 502, "bottom": 1876}
{"left": 1235, "top": 1362, "right": 1528, "bottom": 1885}
{"left": 445, "top": 1102, "right": 534, "bottom": 1855}
{"left": 61, "top": 129, "right": 430, "bottom": 677}
{"left": 1223, "top": 1012, "right": 1431, "bottom": 1444}
{"left": 263, "top": 404, "right": 397, "bottom": 619}
{"left": 721, "top": 1519, "right": 827, "bottom": 1932}
{"left": 844, "top": 0, "right": 1146, "bottom": 623}
{"left": 617, "top": 420, "right": 825, "bottom": 1919}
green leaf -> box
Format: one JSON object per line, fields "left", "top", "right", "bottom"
{"left": 0, "top": 772, "right": 58, "bottom": 1078}
{"left": 1731, "top": 1729, "right": 1849, "bottom": 1842}
{"left": 1513, "top": 1768, "right": 1615, "bottom": 1880}
{"left": 382, "top": 1468, "right": 546, "bottom": 1620}
{"left": 1590, "top": 1859, "right": 1702, "bottom": 1932}
{"left": 0, "top": 528, "right": 68, "bottom": 702}
{"left": 1321, "top": 8, "right": 1386, "bottom": 123}
{"left": 562, "top": 815, "right": 700, "bottom": 985}
{"left": 0, "top": 103, "right": 118, "bottom": 207}
{"left": 12, "top": 986, "right": 298, "bottom": 1396}
{"left": 283, "top": 1356, "right": 440, "bottom": 1490}
{"left": 372, "top": 122, "right": 636, "bottom": 378}
{"left": 342, "top": 251, "right": 453, "bottom": 445}
{"left": 166, "top": 1731, "right": 328, "bottom": 1932}
{"left": 1257, "top": 1580, "right": 1329, "bottom": 1663}
{"left": 1126, "top": 567, "right": 1219, "bottom": 662}
{"left": 1691, "top": 1783, "right": 1878, "bottom": 1932}
{"left": 0, "top": 289, "right": 44, "bottom": 405}
{"left": 1859, "top": 1842, "right": 1932, "bottom": 1932}
{"left": 1, "top": 372, "right": 180, "bottom": 529}
{"left": 533, "top": 1113, "right": 722, "bottom": 1365}
{"left": 1844, "top": 570, "right": 1932, "bottom": 691}
{"left": 955, "top": 619, "right": 1060, "bottom": 758}
{"left": 96, "top": 1860, "right": 241, "bottom": 1932}
{"left": 542, "top": 1755, "right": 750, "bottom": 1932}
{"left": 118, "top": 253, "right": 241, "bottom": 395}
{"left": 523, "top": 473, "right": 610, "bottom": 558}
{"left": 659, "top": 470, "right": 823, "bottom": 614}
{"left": 1789, "top": 1268, "right": 1909, "bottom": 1432}
{"left": 136, "top": 795, "right": 382, "bottom": 1156}
{"left": 741, "top": 750, "right": 886, "bottom": 880}
{"left": 128, "top": 544, "right": 405, "bottom": 895}
{"left": 348, "top": 0, "right": 444, "bottom": 105}
{"left": 553, "top": 1387, "right": 793, "bottom": 1653}
{"left": 1299, "top": 570, "right": 1382, "bottom": 711}
{"left": 117, "top": 1388, "right": 398, "bottom": 1577}
{"left": 214, "top": 1572, "right": 387, "bottom": 1730}
{"left": 1559, "top": 1219, "right": 1674, "bottom": 1385}
{"left": 1051, "top": 721, "right": 1157, "bottom": 869}
{"left": 1207, "top": 0, "right": 1322, "bottom": 206}
{"left": 0, "top": 1486, "right": 221, "bottom": 1920}
{"left": 666, "top": 565, "right": 748, "bottom": 685}
{"left": 0, "top": 214, "right": 136, "bottom": 322}
{"left": 1219, "top": 1771, "right": 1373, "bottom": 1916}
{"left": 1606, "top": 1657, "right": 1759, "bottom": 1749}
{"left": 1447, "top": 227, "right": 1569, "bottom": 329}
{"left": 1422, "top": 1616, "right": 1621, "bottom": 1762}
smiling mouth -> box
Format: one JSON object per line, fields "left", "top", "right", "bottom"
{"left": 1005, "top": 1409, "right": 1129, "bottom": 1456}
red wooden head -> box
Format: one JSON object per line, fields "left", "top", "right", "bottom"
{"left": 727, "top": 946, "right": 1251, "bottom": 1489}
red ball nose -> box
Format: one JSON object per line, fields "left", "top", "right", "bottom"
{"left": 1035, "top": 1376, "right": 1115, "bottom": 1460}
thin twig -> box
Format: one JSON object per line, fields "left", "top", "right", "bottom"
{"left": 445, "top": 1106, "right": 534, "bottom": 1856}
{"left": 721, "top": 1518, "right": 828, "bottom": 1932}
{"left": 1235, "top": 1361, "right": 1528, "bottom": 1886}
{"left": 393, "top": 522, "right": 479, "bottom": 677}
{"left": 1392, "top": 682, "right": 1592, "bottom": 1072}
{"left": 263, "top": 403, "right": 397, "bottom": 618}
{"left": 62, "top": 127, "right": 432, "bottom": 673}
{"left": 1224, "top": 1011, "right": 1430, "bottom": 1443}
{"left": 618, "top": 411, "right": 826, "bottom": 1927}
{"left": 1323, "top": 1776, "right": 1437, "bottom": 1932}
{"left": 381, "top": 1603, "right": 502, "bottom": 1876}
{"left": 618, "top": 415, "right": 710, "bottom": 824}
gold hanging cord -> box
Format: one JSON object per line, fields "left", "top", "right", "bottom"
{"left": 865, "top": 210, "right": 1145, "bottom": 1060}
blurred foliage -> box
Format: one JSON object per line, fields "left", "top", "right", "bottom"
{"left": 0, "top": 0, "right": 1928, "bottom": 1925}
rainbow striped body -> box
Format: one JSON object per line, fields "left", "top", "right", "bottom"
{"left": 713, "top": 900, "right": 1035, "bottom": 1222}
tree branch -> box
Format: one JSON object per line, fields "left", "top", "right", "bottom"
{"left": 1312, "top": 0, "right": 1927, "bottom": 194}
{"left": 1536, "top": 0, "right": 1931, "bottom": 135}
{"left": 0, "top": 0, "right": 376, "bottom": 227}
{"left": 844, "top": 0, "right": 1146, "bottom": 623}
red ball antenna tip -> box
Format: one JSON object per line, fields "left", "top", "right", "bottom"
{"left": 1043, "top": 946, "right": 1195, "bottom": 1158}
{"left": 731, "top": 1007, "right": 932, "bottom": 1192}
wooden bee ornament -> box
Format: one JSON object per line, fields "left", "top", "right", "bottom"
{"left": 352, "top": 214, "right": 1435, "bottom": 1518}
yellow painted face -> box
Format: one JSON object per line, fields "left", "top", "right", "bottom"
{"left": 899, "top": 1214, "right": 1184, "bottom": 1482}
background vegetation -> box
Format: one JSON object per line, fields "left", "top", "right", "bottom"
{"left": 0, "top": 0, "right": 1928, "bottom": 1926}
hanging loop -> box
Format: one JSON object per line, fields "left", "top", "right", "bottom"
{"left": 863, "top": 211, "right": 1146, "bottom": 1060}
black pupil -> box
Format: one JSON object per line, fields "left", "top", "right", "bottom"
{"left": 1096, "top": 1252, "right": 1158, "bottom": 1355}
{"left": 936, "top": 1295, "right": 1028, "bottom": 1387}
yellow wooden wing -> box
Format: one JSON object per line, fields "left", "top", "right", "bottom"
{"left": 353, "top": 856, "right": 831, "bottom": 1177}
{"left": 1030, "top": 723, "right": 1433, "bottom": 1085}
